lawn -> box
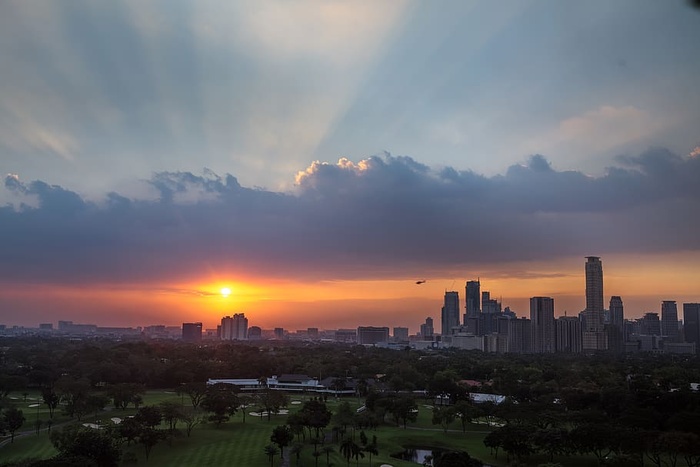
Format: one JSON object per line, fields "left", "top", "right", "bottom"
{"left": 2, "top": 391, "right": 604, "bottom": 467}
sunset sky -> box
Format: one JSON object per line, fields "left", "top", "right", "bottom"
{"left": 1, "top": 1, "right": 699, "bottom": 332}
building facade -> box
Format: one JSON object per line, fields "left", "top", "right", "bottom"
{"left": 530, "top": 297, "right": 555, "bottom": 353}
{"left": 441, "top": 291, "right": 460, "bottom": 336}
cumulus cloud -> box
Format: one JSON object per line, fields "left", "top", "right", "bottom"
{"left": 1, "top": 149, "right": 699, "bottom": 285}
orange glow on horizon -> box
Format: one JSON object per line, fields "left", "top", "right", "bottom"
{"left": 1, "top": 251, "right": 699, "bottom": 331}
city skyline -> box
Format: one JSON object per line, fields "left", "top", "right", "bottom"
{"left": 1, "top": 2, "right": 699, "bottom": 330}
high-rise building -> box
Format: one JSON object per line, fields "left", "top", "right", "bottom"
{"left": 420, "top": 317, "right": 434, "bottom": 339}
{"left": 555, "top": 317, "right": 582, "bottom": 353}
{"left": 508, "top": 318, "right": 532, "bottom": 353}
{"left": 585, "top": 256, "right": 604, "bottom": 312}
{"left": 683, "top": 303, "right": 700, "bottom": 353}
{"left": 465, "top": 280, "right": 481, "bottom": 320}
{"left": 608, "top": 296, "right": 625, "bottom": 353}
{"left": 182, "top": 322, "right": 202, "bottom": 342}
{"left": 582, "top": 256, "right": 607, "bottom": 351}
{"left": 640, "top": 312, "right": 661, "bottom": 336}
{"left": 661, "top": 301, "right": 679, "bottom": 341}
{"left": 481, "top": 291, "right": 501, "bottom": 314}
{"left": 530, "top": 297, "right": 555, "bottom": 353}
{"left": 441, "top": 291, "right": 460, "bottom": 336}
{"left": 393, "top": 327, "right": 409, "bottom": 342}
{"left": 221, "top": 313, "right": 248, "bottom": 340}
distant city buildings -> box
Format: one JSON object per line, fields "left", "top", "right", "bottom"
{"left": 181, "top": 322, "right": 202, "bottom": 342}
{"left": 357, "top": 326, "right": 390, "bottom": 345}
{"left": 661, "top": 300, "right": 679, "bottom": 341}
{"left": 220, "top": 313, "right": 248, "bottom": 340}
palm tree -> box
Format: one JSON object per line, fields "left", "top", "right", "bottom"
{"left": 363, "top": 440, "right": 378, "bottom": 467}
{"left": 340, "top": 438, "right": 359, "bottom": 467}
{"left": 264, "top": 444, "right": 278, "bottom": 467}
{"left": 322, "top": 445, "right": 335, "bottom": 466}
{"left": 313, "top": 449, "right": 322, "bottom": 467}
{"left": 289, "top": 443, "right": 303, "bottom": 467}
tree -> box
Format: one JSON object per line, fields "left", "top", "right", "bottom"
{"left": 180, "top": 382, "right": 207, "bottom": 410}
{"left": 571, "top": 423, "right": 620, "bottom": 464}
{"left": 289, "top": 442, "right": 304, "bottom": 467}
{"left": 50, "top": 424, "right": 121, "bottom": 467}
{"left": 41, "top": 387, "right": 60, "bottom": 419}
{"left": 340, "top": 438, "right": 361, "bottom": 467}
{"left": 270, "top": 425, "right": 294, "bottom": 461}
{"left": 322, "top": 445, "right": 335, "bottom": 467}
{"left": 264, "top": 444, "right": 279, "bottom": 467}
{"left": 453, "top": 400, "right": 476, "bottom": 433}
{"left": 134, "top": 405, "right": 162, "bottom": 429}
{"left": 181, "top": 412, "right": 202, "bottom": 437}
{"left": 362, "top": 434, "right": 379, "bottom": 467}
{"left": 432, "top": 406, "right": 456, "bottom": 433}
{"left": 389, "top": 395, "right": 418, "bottom": 428}
{"left": 55, "top": 377, "right": 92, "bottom": 420}
{"left": 159, "top": 400, "right": 184, "bottom": 431}
{"left": 257, "top": 389, "right": 289, "bottom": 421}
{"left": 3, "top": 407, "right": 25, "bottom": 443}
{"left": 299, "top": 398, "right": 332, "bottom": 438}
{"left": 106, "top": 383, "right": 144, "bottom": 410}
{"left": 201, "top": 383, "right": 239, "bottom": 426}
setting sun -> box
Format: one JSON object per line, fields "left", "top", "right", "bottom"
{"left": 220, "top": 287, "right": 231, "bottom": 297}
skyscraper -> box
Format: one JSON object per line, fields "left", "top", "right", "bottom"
{"left": 661, "top": 301, "right": 679, "bottom": 341}
{"left": 556, "top": 317, "right": 582, "bottom": 353}
{"left": 420, "top": 317, "right": 434, "bottom": 339}
{"left": 582, "top": 256, "right": 607, "bottom": 351}
{"left": 608, "top": 296, "right": 625, "bottom": 352}
{"left": 683, "top": 303, "right": 700, "bottom": 353}
{"left": 585, "top": 256, "right": 604, "bottom": 312}
{"left": 441, "top": 291, "right": 460, "bottom": 336}
{"left": 465, "top": 280, "right": 481, "bottom": 320}
{"left": 530, "top": 297, "right": 555, "bottom": 353}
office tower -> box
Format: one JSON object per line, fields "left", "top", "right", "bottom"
{"left": 182, "top": 322, "right": 202, "bottom": 342}
{"left": 640, "top": 312, "right": 661, "bottom": 336}
{"left": 274, "top": 327, "right": 285, "bottom": 339}
{"left": 357, "top": 326, "right": 390, "bottom": 345}
{"left": 481, "top": 291, "right": 501, "bottom": 314}
{"left": 530, "top": 297, "right": 555, "bottom": 353}
{"left": 420, "top": 317, "right": 434, "bottom": 339}
{"left": 683, "top": 303, "right": 700, "bottom": 353}
{"left": 585, "top": 256, "right": 604, "bottom": 312}
{"left": 307, "top": 328, "right": 319, "bottom": 339}
{"left": 393, "top": 327, "right": 409, "bottom": 342}
{"left": 220, "top": 313, "right": 248, "bottom": 340}
{"left": 508, "top": 318, "right": 532, "bottom": 353}
{"left": 465, "top": 280, "right": 481, "bottom": 320}
{"left": 608, "top": 296, "right": 625, "bottom": 352}
{"left": 582, "top": 256, "right": 607, "bottom": 351}
{"left": 661, "top": 301, "right": 679, "bottom": 341}
{"left": 556, "top": 317, "right": 582, "bottom": 353}
{"left": 441, "top": 291, "right": 460, "bottom": 336}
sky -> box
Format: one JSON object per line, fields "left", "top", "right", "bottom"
{"left": 1, "top": 1, "right": 699, "bottom": 332}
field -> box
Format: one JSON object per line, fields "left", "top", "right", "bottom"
{"left": 1, "top": 391, "right": 601, "bottom": 467}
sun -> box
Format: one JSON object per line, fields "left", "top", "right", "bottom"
{"left": 220, "top": 287, "right": 231, "bottom": 297}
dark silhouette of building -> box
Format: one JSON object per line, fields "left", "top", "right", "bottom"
{"left": 608, "top": 296, "right": 625, "bottom": 352}
{"left": 530, "top": 297, "right": 555, "bottom": 353}
{"left": 420, "top": 317, "right": 434, "bottom": 339}
{"left": 583, "top": 256, "right": 607, "bottom": 351}
{"left": 683, "top": 303, "right": 700, "bottom": 353}
{"left": 182, "top": 322, "right": 202, "bottom": 342}
{"left": 441, "top": 291, "right": 460, "bottom": 336}
{"left": 357, "top": 326, "right": 389, "bottom": 345}
{"left": 465, "top": 280, "right": 481, "bottom": 321}
{"left": 661, "top": 300, "right": 679, "bottom": 341}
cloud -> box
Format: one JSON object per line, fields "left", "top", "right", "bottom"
{"left": 1, "top": 149, "right": 699, "bottom": 285}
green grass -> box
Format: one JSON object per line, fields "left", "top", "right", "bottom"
{"left": 2, "top": 392, "right": 605, "bottom": 467}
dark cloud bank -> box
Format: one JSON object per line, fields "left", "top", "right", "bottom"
{"left": 1, "top": 148, "right": 699, "bottom": 284}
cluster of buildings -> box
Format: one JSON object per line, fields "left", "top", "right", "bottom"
{"left": 437, "top": 257, "right": 700, "bottom": 355}
{"left": 2, "top": 256, "right": 698, "bottom": 356}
